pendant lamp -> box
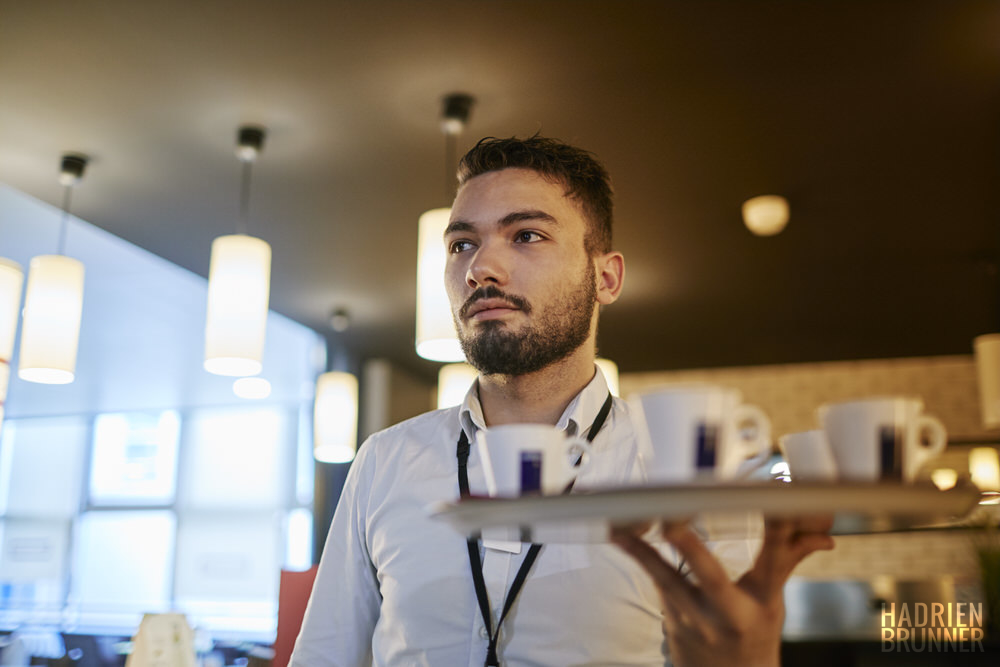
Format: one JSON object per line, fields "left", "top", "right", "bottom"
{"left": 415, "top": 93, "right": 474, "bottom": 362}
{"left": 974, "top": 334, "right": 1000, "bottom": 429}
{"left": 204, "top": 126, "right": 272, "bottom": 377}
{"left": 18, "top": 155, "right": 87, "bottom": 384}
{"left": 437, "top": 362, "right": 478, "bottom": 409}
{"left": 313, "top": 371, "right": 359, "bottom": 463}
{"left": 0, "top": 258, "right": 24, "bottom": 425}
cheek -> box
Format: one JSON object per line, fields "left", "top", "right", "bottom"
{"left": 443, "top": 264, "right": 466, "bottom": 303}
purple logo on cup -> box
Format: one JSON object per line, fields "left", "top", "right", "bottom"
{"left": 695, "top": 422, "right": 719, "bottom": 470}
{"left": 879, "top": 425, "right": 902, "bottom": 481}
{"left": 520, "top": 451, "right": 543, "bottom": 494}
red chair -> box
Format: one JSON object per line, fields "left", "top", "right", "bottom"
{"left": 273, "top": 566, "right": 319, "bottom": 667}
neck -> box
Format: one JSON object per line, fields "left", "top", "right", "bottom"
{"left": 477, "top": 343, "right": 597, "bottom": 426}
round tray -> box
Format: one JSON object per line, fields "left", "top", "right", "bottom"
{"left": 427, "top": 482, "right": 985, "bottom": 544}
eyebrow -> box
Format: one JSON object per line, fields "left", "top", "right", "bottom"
{"left": 444, "top": 209, "right": 559, "bottom": 236}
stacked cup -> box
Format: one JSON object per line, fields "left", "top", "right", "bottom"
{"left": 779, "top": 397, "right": 947, "bottom": 484}
{"left": 628, "top": 384, "right": 773, "bottom": 484}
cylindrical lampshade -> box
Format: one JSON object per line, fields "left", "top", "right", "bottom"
{"left": 18, "top": 254, "right": 85, "bottom": 384}
{"left": 314, "top": 371, "right": 359, "bottom": 463}
{"left": 742, "top": 195, "right": 790, "bottom": 236}
{"left": 204, "top": 234, "right": 271, "bottom": 377}
{"left": 0, "top": 258, "right": 24, "bottom": 364}
{"left": 0, "top": 259, "right": 24, "bottom": 429}
{"left": 416, "top": 208, "right": 465, "bottom": 362}
{"left": 595, "top": 358, "right": 620, "bottom": 397}
{"left": 974, "top": 334, "right": 1000, "bottom": 429}
{"left": 437, "top": 362, "right": 478, "bottom": 409}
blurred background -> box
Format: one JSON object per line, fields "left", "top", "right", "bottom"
{"left": 1, "top": 1, "right": 999, "bottom": 664}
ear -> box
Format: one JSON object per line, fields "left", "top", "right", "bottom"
{"left": 594, "top": 251, "right": 625, "bottom": 305}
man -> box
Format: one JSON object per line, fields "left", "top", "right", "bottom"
{"left": 292, "top": 136, "right": 833, "bottom": 666}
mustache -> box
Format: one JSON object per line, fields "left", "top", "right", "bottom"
{"left": 458, "top": 285, "right": 532, "bottom": 319}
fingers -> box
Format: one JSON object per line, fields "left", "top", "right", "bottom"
{"left": 788, "top": 515, "right": 835, "bottom": 561}
{"left": 659, "top": 521, "right": 731, "bottom": 596}
{"left": 749, "top": 516, "right": 835, "bottom": 593}
{"left": 783, "top": 515, "right": 835, "bottom": 562}
{"left": 610, "top": 530, "right": 702, "bottom": 617}
{"left": 794, "top": 514, "right": 834, "bottom": 535}
{"left": 793, "top": 531, "right": 835, "bottom": 558}
{"left": 609, "top": 520, "right": 654, "bottom": 540}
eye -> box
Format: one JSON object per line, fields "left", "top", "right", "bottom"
{"left": 448, "top": 239, "right": 475, "bottom": 254}
{"left": 514, "top": 230, "right": 544, "bottom": 243}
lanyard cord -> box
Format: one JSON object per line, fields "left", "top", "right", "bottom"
{"left": 456, "top": 392, "right": 613, "bottom": 667}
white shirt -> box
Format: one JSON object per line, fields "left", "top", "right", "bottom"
{"left": 291, "top": 368, "right": 673, "bottom": 666}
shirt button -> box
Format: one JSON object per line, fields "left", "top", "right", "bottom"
{"left": 479, "top": 626, "right": 489, "bottom": 639}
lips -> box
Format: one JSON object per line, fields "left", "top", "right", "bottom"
{"left": 466, "top": 298, "right": 520, "bottom": 319}
{"left": 459, "top": 286, "right": 531, "bottom": 321}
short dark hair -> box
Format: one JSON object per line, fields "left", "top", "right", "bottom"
{"left": 457, "top": 135, "right": 613, "bottom": 255}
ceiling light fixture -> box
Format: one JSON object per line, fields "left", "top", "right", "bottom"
{"left": 415, "top": 93, "right": 474, "bottom": 362}
{"left": 18, "top": 155, "right": 88, "bottom": 384}
{"left": 0, "top": 258, "right": 25, "bottom": 426}
{"left": 436, "top": 362, "right": 478, "bottom": 409}
{"left": 742, "top": 194, "right": 790, "bottom": 236}
{"left": 974, "top": 333, "right": 1000, "bottom": 429}
{"left": 329, "top": 308, "right": 350, "bottom": 333}
{"left": 313, "top": 370, "right": 359, "bottom": 463}
{"left": 204, "top": 126, "right": 272, "bottom": 377}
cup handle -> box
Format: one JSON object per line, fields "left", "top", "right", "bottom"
{"left": 475, "top": 431, "right": 498, "bottom": 497}
{"left": 733, "top": 403, "right": 773, "bottom": 477}
{"left": 565, "top": 436, "right": 594, "bottom": 485}
{"left": 912, "top": 414, "right": 948, "bottom": 461}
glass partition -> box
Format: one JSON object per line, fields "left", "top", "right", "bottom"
{"left": 0, "top": 184, "right": 325, "bottom": 643}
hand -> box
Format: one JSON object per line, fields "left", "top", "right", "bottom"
{"left": 612, "top": 516, "right": 834, "bottom": 667}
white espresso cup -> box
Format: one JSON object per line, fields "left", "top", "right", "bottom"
{"left": 629, "top": 384, "right": 772, "bottom": 483}
{"left": 475, "top": 424, "right": 593, "bottom": 497}
{"left": 817, "top": 396, "right": 947, "bottom": 483}
{"left": 778, "top": 430, "right": 838, "bottom": 482}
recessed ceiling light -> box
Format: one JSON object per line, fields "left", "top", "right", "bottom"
{"left": 742, "top": 195, "right": 789, "bottom": 236}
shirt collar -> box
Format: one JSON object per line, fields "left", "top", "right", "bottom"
{"left": 459, "top": 364, "right": 612, "bottom": 441}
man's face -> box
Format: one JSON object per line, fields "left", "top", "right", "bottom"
{"left": 444, "top": 168, "right": 598, "bottom": 375}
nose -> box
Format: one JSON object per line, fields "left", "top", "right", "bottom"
{"left": 466, "top": 240, "right": 510, "bottom": 288}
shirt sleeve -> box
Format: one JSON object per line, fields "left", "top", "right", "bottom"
{"left": 290, "top": 437, "right": 381, "bottom": 667}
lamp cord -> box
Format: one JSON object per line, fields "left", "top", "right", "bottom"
{"left": 238, "top": 159, "right": 253, "bottom": 236}
{"left": 57, "top": 184, "right": 72, "bottom": 256}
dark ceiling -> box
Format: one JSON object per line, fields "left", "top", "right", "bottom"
{"left": 2, "top": 0, "right": 998, "bottom": 382}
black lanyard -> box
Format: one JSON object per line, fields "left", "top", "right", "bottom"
{"left": 456, "top": 392, "right": 613, "bottom": 667}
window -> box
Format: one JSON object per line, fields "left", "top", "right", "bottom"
{"left": 89, "top": 412, "right": 180, "bottom": 506}
{"left": 0, "top": 405, "right": 314, "bottom": 642}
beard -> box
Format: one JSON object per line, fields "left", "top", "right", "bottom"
{"left": 456, "top": 261, "right": 597, "bottom": 376}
